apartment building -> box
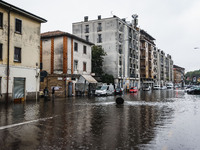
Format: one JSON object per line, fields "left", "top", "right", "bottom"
{"left": 173, "top": 65, "right": 184, "bottom": 87}
{"left": 157, "top": 50, "right": 174, "bottom": 86}
{"left": 40, "top": 31, "right": 96, "bottom": 97}
{"left": 153, "top": 47, "right": 159, "bottom": 85}
{"left": 0, "top": 1, "right": 46, "bottom": 102}
{"left": 73, "top": 15, "right": 140, "bottom": 89}
{"left": 140, "top": 30, "right": 156, "bottom": 88}
{"left": 165, "top": 54, "right": 174, "bottom": 83}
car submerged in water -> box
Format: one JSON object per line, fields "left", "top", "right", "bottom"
{"left": 114, "top": 87, "right": 123, "bottom": 95}
{"left": 187, "top": 86, "right": 200, "bottom": 95}
{"left": 153, "top": 85, "right": 161, "bottom": 90}
{"left": 142, "top": 85, "right": 151, "bottom": 91}
{"left": 95, "top": 84, "right": 114, "bottom": 96}
{"left": 129, "top": 87, "right": 138, "bottom": 93}
{"left": 166, "top": 83, "right": 173, "bottom": 89}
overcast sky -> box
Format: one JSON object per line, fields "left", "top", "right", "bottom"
{"left": 5, "top": 0, "right": 200, "bottom": 72}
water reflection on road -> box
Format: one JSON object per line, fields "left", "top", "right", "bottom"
{"left": 0, "top": 89, "right": 200, "bottom": 149}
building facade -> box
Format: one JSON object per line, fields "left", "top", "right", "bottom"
{"left": 0, "top": 1, "right": 46, "bottom": 102}
{"left": 173, "top": 65, "right": 185, "bottom": 87}
{"left": 157, "top": 50, "right": 174, "bottom": 87}
{"left": 73, "top": 15, "right": 140, "bottom": 90}
{"left": 40, "top": 31, "right": 95, "bottom": 97}
{"left": 140, "top": 30, "right": 156, "bottom": 88}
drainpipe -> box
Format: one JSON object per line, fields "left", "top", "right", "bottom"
{"left": 6, "top": 8, "right": 11, "bottom": 103}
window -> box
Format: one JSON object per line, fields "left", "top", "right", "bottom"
{"left": 83, "top": 62, "right": 86, "bottom": 72}
{"left": 83, "top": 45, "right": 87, "bottom": 54}
{"left": 85, "top": 35, "right": 89, "bottom": 42}
{"left": 119, "top": 56, "right": 122, "bottom": 66}
{"left": 0, "top": 12, "right": 3, "bottom": 28}
{"left": 97, "top": 23, "right": 102, "bottom": 32}
{"left": 15, "top": 18, "right": 22, "bottom": 33}
{"left": 74, "top": 60, "right": 78, "bottom": 71}
{"left": 119, "top": 68, "right": 122, "bottom": 76}
{"left": 14, "top": 47, "right": 21, "bottom": 62}
{"left": 97, "top": 34, "right": 102, "bottom": 43}
{"left": 74, "top": 42, "right": 78, "bottom": 52}
{"left": 0, "top": 43, "right": 2, "bottom": 60}
{"left": 85, "top": 25, "right": 89, "bottom": 33}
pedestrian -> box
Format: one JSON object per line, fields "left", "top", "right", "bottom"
{"left": 52, "top": 87, "right": 55, "bottom": 100}
{"left": 43, "top": 87, "right": 49, "bottom": 101}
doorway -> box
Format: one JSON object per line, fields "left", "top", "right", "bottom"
{"left": 13, "top": 77, "right": 25, "bottom": 101}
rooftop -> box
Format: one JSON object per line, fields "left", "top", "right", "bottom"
{"left": 41, "top": 30, "right": 94, "bottom": 45}
{"left": 0, "top": 0, "right": 47, "bottom": 23}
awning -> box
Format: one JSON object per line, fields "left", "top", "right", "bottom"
{"left": 82, "top": 75, "right": 97, "bottom": 83}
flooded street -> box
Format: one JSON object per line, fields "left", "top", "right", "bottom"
{"left": 1, "top": 89, "right": 200, "bottom": 149}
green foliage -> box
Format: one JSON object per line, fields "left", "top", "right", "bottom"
{"left": 185, "top": 69, "right": 200, "bottom": 84}
{"left": 101, "top": 74, "right": 114, "bottom": 85}
{"left": 92, "top": 46, "right": 107, "bottom": 76}
{"left": 185, "top": 69, "right": 200, "bottom": 79}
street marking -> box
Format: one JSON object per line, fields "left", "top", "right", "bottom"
{"left": 0, "top": 116, "right": 54, "bottom": 130}
{"left": 0, "top": 108, "right": 88, "bottom": 130}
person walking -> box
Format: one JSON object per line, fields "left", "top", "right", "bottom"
{"left": 43, "top": 87, "right": 49, "bottom": 101}
{"left": 52, "top": 87, "right": 55, "bottom": 100}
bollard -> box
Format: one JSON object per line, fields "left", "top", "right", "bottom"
{"left": 116, "top": 97, "right": 124, "bottom": 104}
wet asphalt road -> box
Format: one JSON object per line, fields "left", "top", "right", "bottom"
{"left": 0, "top": 89, "right": 200, "bottom": 150}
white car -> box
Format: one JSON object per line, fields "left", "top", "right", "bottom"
{"left": 95, "top": 84, "right": 114, "bottom": 96}
{"left": 153, "top": 85, "right": 161, "bottom": 90}
{"left": 166, "top": 83, "right": 173, "bottom": 89}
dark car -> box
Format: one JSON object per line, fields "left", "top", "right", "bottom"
{"left": 187, "top": 87, "right": 200, "bottom": 95}
{"left": 114, "top": 87, "right": 123, "bottom": 95}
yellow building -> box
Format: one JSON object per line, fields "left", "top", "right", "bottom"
{"left": 0, "top": 1, "right": 46, "bottom": 102}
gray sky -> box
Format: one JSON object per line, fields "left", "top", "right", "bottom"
{"left": 5, "top": 0, "right": 200, "bottom": 72}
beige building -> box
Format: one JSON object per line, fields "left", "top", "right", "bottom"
{"left": 40, "top": 31, "right": 96, "bottom": 97}
{"left": 140, "top": 29, "right": 156, "bottom": 88}
{"left": 0, "top": 1, "right": 46, "bottom": 102}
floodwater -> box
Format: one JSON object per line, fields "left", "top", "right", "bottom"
{"left": 0, "top": 89, "right": 200, "bottom": 149}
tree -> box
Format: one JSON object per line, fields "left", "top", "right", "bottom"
{"left": 92, "top": 46, "right": 106, "bottom": 76}
{"left": 101, "top": 74, "right": 114, "bottom": 85}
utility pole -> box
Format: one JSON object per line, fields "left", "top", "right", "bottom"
{"left": 6, "top": 8, "right": 11, "bottom": 103}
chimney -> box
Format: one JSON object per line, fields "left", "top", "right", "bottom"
{"left": 98, "top": 15, "right": 101, "bottom": 20}
{"left": 84, "top": 16, "right": 88, "bottom": 22}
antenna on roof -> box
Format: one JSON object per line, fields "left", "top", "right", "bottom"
{"left": 131, "top": 14, "right": 138, "bottom": 27}
{"left": 111, "top": 11, "right": 113, "bottom": 16}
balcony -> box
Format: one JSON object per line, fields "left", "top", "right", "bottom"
{"left": 141, "top": 65, "right": 146, "bottom": 69}
{"left": 140, "top": 46, "right": 146, "bottom": 50}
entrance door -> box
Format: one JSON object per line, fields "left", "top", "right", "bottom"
{"left": 13, "top": 78, "right": 25, "bottom": 100}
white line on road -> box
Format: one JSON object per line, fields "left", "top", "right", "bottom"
{"left": 0, "top": 108, "right": 88, "bottom": 130}
{"left": 0, "top": 116, "right": 54, "bottom": 130}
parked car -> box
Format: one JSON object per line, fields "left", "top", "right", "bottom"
{"left": 187, "top": 87, "right": 200, "bottom": 95}
{"left": 166, "top": 83, "right": 173, "bottom": 89}
{"left": 129, "top": 87, "right": 138, "bottom": 93}
{"left": 95, "top": 84, "right": 114, "bottom": 96}
{"left": 114, "top": 87, "right": 123, "bottom": 95}
{"left": 153, "top": 85, "right": 161, "bottom": 90}
{"left": 161, "top": 86, "right": 167, "bottom": 90}
{"left": 142, "top": 85, "right": 151, "bottom": 91}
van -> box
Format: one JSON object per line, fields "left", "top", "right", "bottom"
{"left": 95, "top": 84, "right": 114, "bottom": 96}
